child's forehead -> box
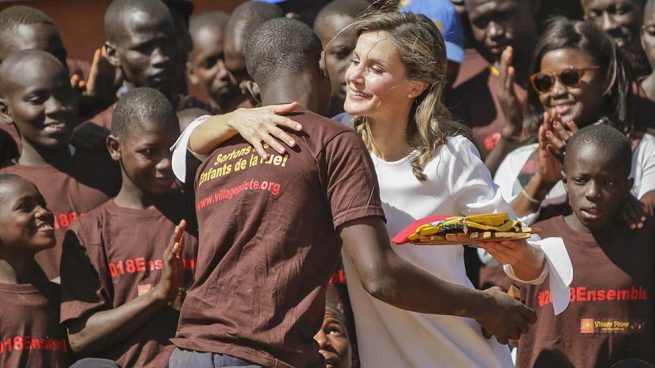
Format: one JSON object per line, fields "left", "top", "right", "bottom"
{"left": 116, "top": 9, "right": 174, "bottom": 40}
{"left": 0, "top": 178, "right": 39, "bottom": 203}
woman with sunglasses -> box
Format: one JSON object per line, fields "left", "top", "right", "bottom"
{"left": 494, "top": 17, "right": 655, "bottom": 225}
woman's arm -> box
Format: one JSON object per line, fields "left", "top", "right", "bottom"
{"left": 188, "top": 103, "right": 302, "bottom": 159}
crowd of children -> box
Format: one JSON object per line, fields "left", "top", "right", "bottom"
{"left": 0, "top": 0, "right": 652, "bottom": 367}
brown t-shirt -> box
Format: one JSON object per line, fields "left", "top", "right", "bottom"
{"left": 447, "top": 49, "right": 527, "bottom": 159}
{"left": 0, "top": 277, "right": 70, "bottom": 368}
{"left": 172, "top": 109, "right": 385, "bottom": 368}
{"left": 517, "top": 216, "right": 654, "bottom": 368}
{"left": 1, "top": 151, "right": 120, "bottom": 279}
{"left": 60, "top": 193, "right": 198, "bottom": 368}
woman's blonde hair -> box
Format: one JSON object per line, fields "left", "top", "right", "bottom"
{"left": 351, "top": 11, "right": 467, "bottom": 180}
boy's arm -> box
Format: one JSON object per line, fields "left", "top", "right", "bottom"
{"left": 65, "top": 221, "right": 186, "bottom": 356}
{"left": 339, "top": 217, "right": 537, "bottom": 345}
{"left": 188, "top": 102, "right": 303, "bottom": 159}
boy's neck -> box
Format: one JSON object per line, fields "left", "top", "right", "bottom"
{"left": 260, "top": 74, "right": 326, "bottom": 115}
{"left": 113, "top": 172, "right": 162, "bottom": 210}
{"left": 0, "top": 255, "right": 37, "bottom": 284}
{"left": 18, "top": 141, "right": 72, "bottom": 167}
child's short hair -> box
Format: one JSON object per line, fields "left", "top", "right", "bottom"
{"left": 0, "top": 173, "right": 29, "bottom": 199}
{"left": 104, "top": 0, "right": 171, "bottom": 43}
{"left": 0, "top": 6, "right": 56, "bottom": 60}
{"left": 564, "top": 124, "right": 632, "bottom": 177}
{"left": 225, "top": 1, "right": 284, "bottom": 54}
{"left": 111, "top": 87, "right": 178, "bottom": 138}
{"left": 313, "top": 0, "right": 370, "bottom": 34}
{"left": 189, "top": 11, "right": 229, "bottom": 36}
{"left": 245, "top": 18, "right": 323, "bottom": 86}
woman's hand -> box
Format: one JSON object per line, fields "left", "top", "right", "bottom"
{"left": 544, "top": 113, "right": 578, "bottom": 161}
{"left": 478, "top": 239, "right": 545, "bottom": 282}
{"left": 496, "top": 47, "right": 523, "bottom": 139}
{"left": 226, "top": 102, "right": 303, "bottom": 159}
{"left": 537, "top": 113, "right": 563, "bottom": 185}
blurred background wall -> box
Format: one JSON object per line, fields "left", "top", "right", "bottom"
{"left": 0, "top": 0, "right": 247, "bottom": 62}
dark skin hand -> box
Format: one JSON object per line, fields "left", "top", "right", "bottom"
{"left": 340, "top": 217, "right": 537, "bottom": 344}
{"left": 72, "top": 47, "right": 122, "bottom": 120}
{"left": 66, "top": 220, "right": 186, "bottom": 356}
{"left": 486, "top": 46, "right": 525, "bottom": 175}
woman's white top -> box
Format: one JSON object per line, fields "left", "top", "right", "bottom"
{"left": 342, "top": 135, "right": 515, "bottom": 368}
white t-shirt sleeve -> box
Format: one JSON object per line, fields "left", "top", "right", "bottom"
{"left": 634, "top": 133, "right": 655, "bottom": 198}
{"left": 503, "top": 236, "right": 573, "bottom": 315}
{"left": 446, "top": 136, "right": 516, "bottom": 217}
{"left": 170, "top": 115, "right": 210, "bottom": 183}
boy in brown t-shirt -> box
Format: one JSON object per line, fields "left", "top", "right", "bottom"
{"left": 514, "top": 125, "right": 654, "bottom": 367}
{"left": 0, "top": 50, "right": 121, "bottom": 280}
{"left": 0, "top": 174, "right": 69, "bottom": 368}
{"left": 59, "top": 88, "right": 197, "bottom": 367}
{"left": 170, "top": 18, "right": 540, "bottom": 368}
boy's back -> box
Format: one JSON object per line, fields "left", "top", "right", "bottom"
{"left": 60, "top": 191, "right": 197, "bottom": 367}
{"left": 1, "top": 151, "right": 120, "bottom": 278}
{"left": 517, "top": 215, "right": 654, "bottom": 367}
{"left": 173, "top": 109, "right": 384, "bottom": 368}
{"left": 0, "top": 276, "right": 69, "bottom": 367}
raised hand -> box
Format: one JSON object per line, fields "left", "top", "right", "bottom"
{"left": 154, "top": 220, "right": 187, "bottom": 303}
{"left": 544, "top": 113, "right": 578, "bottom": 161}
{"left": 496, "top": 47, "right": 524, "bottom": 139}
{"left": 84, "top": 47, "right": 121, "bottom": 105}
{"left": 538, "top": 113, "right": 564, "bottom": 184}
{"left": 475, "top": 286, "right": 536, "bottom": 345}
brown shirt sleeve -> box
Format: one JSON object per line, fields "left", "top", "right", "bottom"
{"left": 317, "top": 130, "right": 385, "bottom": 228}
{"left": 60, "top": 222, "right": 112, "bottom": 325}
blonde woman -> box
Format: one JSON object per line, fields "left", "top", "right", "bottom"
{"left": 340, "top": 11, "right": 539, "bottom": 367}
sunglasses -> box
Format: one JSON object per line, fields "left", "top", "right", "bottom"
{"left": 529, "top": 66, "right": 600, "bottom": 93}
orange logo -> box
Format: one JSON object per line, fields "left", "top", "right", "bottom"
{"left": 581, "top": 318, "right": 595, "bottom": 334}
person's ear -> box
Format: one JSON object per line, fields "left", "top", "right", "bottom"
{"left": 106, "top": 134, "right": 121, "bottom": 161}
{"left": 186, "top": 61, "right": 199, "bottom": 86}
{"left": 240, "top": 80, "right": 261, "bottom": 106}
{"left": 0, "top": 98, "right": 12, "bottom": 126}
{"left": 407, "top": 80, "right": 428, "bottom": 99}
{"left": 319, "top": 50, "right": 328, "bottom": 78}
{"left": 561, "top": 171, "right": 568, "bottom": 192}
{"left": 104, "top": 42, "right": 120, "bottom": 67}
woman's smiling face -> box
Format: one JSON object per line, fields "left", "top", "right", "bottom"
{"left": 537, "top": 47, "right": 607, "bottom": 125}
{"left": 344, "top": 31, "right": 415, "bottom": 121}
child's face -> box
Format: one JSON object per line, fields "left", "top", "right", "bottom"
{"left": 110, "top": 9, "right": 178, "bottom": 96}
{"left": 319, "top": 14, "right": 358, "bottom": 102}
{"left": 563, "top": 145, "right": 633, "bottom": 232}
{"left": 112, "top": 122, "right": 179, "bottom": 196}
{"left": 465, "top": 0, "right": 536, "bottom": 63}
{"left": 314, "top": 308, "right": 353, "bottom": 368}
{"left": 0, "top": 179, "right": 55, "bottom": 252}
{"left": 536, "top": 47, "right": 606, "bottom": 125}
{"left": 583, "top": 0, "right": 645, "bottom": 52}
{"left": 1, "top": 55, "right": 77, "bottom": 149}
{"left": 7, "top": 22, "right": 68, "bottom": 65}
{"left": 640, "top": 3, "right": 655, "bottom": 68}
{"left": 189, "top": 24, "right": 235, "bottom": 105}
